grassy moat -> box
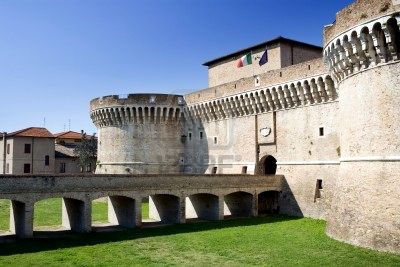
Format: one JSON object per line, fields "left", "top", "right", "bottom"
{"left": 0, "top": 199, "right": 399, "bottom": 266}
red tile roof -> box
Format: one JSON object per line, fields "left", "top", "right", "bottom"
{"left": 54, "top": 131, "right": 96, "bottom": 140}
{"left": 7, "top": 127, "right": 55, "bottom": 138}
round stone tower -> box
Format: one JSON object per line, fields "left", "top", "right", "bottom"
{"left": 90, "top": 94, "right": 186, "bottom": 174}
{"left": 324, "top": 0, "right": 400, "bottom": 254}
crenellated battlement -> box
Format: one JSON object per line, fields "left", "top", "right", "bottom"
{"left": 324, "top": 13, "right": 400, "bottom": 82}
{"left": 185, "top": 74, "right": 337, "bottom": 123}
{"left": 90, "top": 94, "right": 186, "bottom": 127}
{"left": 323, "top": 0, "right": 399, "bottom": 45}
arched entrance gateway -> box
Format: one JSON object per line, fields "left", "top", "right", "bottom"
{"left": 256, "top": 155, "right": 277, "bottom": 175}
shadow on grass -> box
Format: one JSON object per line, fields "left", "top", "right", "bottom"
{"left": 0, "top": 215, "right": 300, "bottom": 256}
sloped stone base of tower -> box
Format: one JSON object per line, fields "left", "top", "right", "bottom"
{"left": 327, "top": 162, "right": 400, "bottom": 254}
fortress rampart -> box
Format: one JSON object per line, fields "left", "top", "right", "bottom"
{"left": 87, "top": 0, "right": 400, "bottom": 255}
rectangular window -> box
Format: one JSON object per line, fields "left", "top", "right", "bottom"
{"left": 60, "top": 163, "right": 66, "bottom": 173}
{"left": 199, "top": 131, "right": 203, "bottom": 140}
{"left": 212, "top": 167, "right": 217, "bottom": 174}
{"left": 86, "top": 163, "right": 92, "bottom": 173}
{"left": 319, "top": 127, "right": 324, "bottom": 137}
{"left": 214, "top": 137, "right": 218, "bottom": 144}
{"left": 242, "top": 166, "right": 248, "bottom": 174}
{"left": 23, "top": 164, "right": 31, "bottom": 174}
{"left": 45, "top": 155, "right": 49, "bottom": 166}
{"left": 6, "top": 163, "right": 9, "bottom": 174}
{"left": 6, "top": 144, "right": 10, "bottom": 154}
{"left": 24, "top": 144, "right": 31, "bottom": 154}
{"left": 188, "top": 132, "right": 192, "bottom": 141}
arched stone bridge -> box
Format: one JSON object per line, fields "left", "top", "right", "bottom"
{"left": 0, "top": 174, "right": 283, "bottom": 238}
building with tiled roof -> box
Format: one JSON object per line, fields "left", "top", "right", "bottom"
{"left": 54, "top": 131, "right": 96, "bottom": 146}
{"left": 1, "top": 127, "right": 55, "bottom": 175}
{"left": 1, "top": 128, "right": 96, "bottom": 175}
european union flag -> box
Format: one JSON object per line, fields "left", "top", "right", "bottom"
{"left": 259, "top": 49, "right": 268, "bottom": 66}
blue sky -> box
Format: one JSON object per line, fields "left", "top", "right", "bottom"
{"left": 0, "top": 0, "right": 353, "bottom": 134}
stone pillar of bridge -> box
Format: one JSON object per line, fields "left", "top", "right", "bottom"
{"left": 62, "top": 198, "right": 91, "bottom": 233}
{"left": 149, "top": 194, "right": 181, "bottom": 224}
{"left": 178, "top": 197, "right": 186, "bottom": 224}
{"left": 251, "top": 193, "right": 258, "bottom": 217}
{"left": 218, "top": 196, "right": 225, "bottom": 220}
{"left": 10, "top": 200, "right": 34, "bottom": 238}
{"left": 134, "top": 198, "right": 142, "bottom": 227}
{"left": 185, "top": 194, "right": 220, "bottom": 220}
{"left": 108, "top": 196, "right": 137, "bottom": 228}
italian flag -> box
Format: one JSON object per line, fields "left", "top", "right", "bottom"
{"left": 236, "top": 53, "right": 252, "bottom": 68}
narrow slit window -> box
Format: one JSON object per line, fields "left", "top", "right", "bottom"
{"left": 45, "top": 155, "right": 50, "bottom": 166}
{"left": 214, "top": 137, "right": 217, "bottom": 144}
{"left": 6, "top": 144, "right": 10, "bottom": 154}
{"left": 317, "top": 179, "right": 323, "bottom": 190}
{"left": 314, "top": 179, "right": 323, "bottom": 202}
{"left": 242, "top": 166, "right": 248, "bottom": 174}
{"left": 199, "top": 131, "right": 203, "bottom": 140}
{"left": 188, "top": 132, "right": 192, "bottom": 141}
{"left": 212, "top": 167, "right": 217, "bottom": 174}
{"left": 319, "top": 127, "right": 324, "bottom": 137}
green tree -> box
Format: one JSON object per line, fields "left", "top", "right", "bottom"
{"left": 74, "top": 132, "right": 97, "bottom": 172}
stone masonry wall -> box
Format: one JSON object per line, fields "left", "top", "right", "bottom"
{"left": 280, "top": 43, "right": 323, "bottom": 67}
{"left": 183, "top": 101, "right": 339, "bottom": 220}
{"left": 186, "top": 57, "right": 326, "bottom": 104}
{"left": 207, "top": 44, "right": 281, "bottom": 87}
{"left": 327, "top": 63, "right": 400, "bottom": 254}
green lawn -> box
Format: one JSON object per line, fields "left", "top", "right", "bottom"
{"left": 0, "top": 199, "right": 149, "bottom": 230}
{"left": 0, "top": 200, "right": 399, "bottom": 266}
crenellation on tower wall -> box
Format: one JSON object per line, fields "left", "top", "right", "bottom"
{"left": 324, "top": 0, "right": 399, "bottom": 45}
{"left": 186, "top": 57, "right": 327, "bottom": 104}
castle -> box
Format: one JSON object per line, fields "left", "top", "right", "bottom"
{"left": 90, "top": 0, "right": 400, "bottom": 254}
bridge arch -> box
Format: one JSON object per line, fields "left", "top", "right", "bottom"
{"left": 224, "top": 191, "right": 253, "bottom": 218}
{"left": 107, "top": 195, "right": 138, "bottom": 228}
{"left": 185, "top": 193, "right": 220, "bottom": 221}
{"left": 149, "top": 194, "right": 181, "bottom": 224}
{"left": 33, "top": 197, "right": 63, "bottom": 232}
{"left": 258, "top": 191, "right": 280, "bottom": 215}
{"left": 0, "top": 198, "right": 10, "bottom": 235}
